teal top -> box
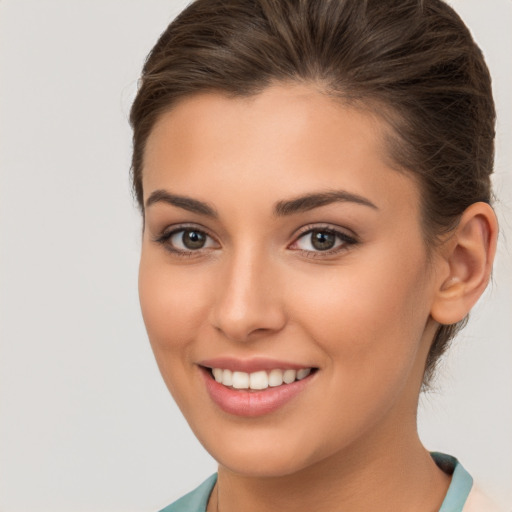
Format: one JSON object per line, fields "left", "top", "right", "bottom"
{"left": 160, "top": 452, "right": 473, "bottom": 512}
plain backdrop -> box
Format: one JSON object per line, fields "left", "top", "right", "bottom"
{"left": 0, "top": 1, "right": 510, "bottom": 511}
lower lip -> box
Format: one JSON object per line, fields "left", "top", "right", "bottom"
{"left": 201, "top": 368, "right": 314, "bottom": 417}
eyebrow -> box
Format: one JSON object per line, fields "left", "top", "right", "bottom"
{"left": 145, "top": 189, "right": 218, "bottom": 218}
{"left": 145, "top": 188, "right": 378, "bottom": 218}
{"left": 273, "top": 190, "right": 378, "bottom": 216}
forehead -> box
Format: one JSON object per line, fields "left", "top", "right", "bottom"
{"left": 142, "top": 84, "right": 419, "bottom": 215}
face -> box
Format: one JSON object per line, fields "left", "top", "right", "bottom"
{"left": 139, "top": 84, "right": 440, "bottom": 478}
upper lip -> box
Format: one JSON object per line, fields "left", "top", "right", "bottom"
{"left": 198, "top": 357, "right": 315, "bottom": 373}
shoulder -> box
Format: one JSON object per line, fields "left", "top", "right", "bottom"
{"left": 431, "top": 453, "right": 504, "bottom": 512}
{"left": 158, "top": 474, "right": 218, "bottom": 512}
{"left": 463, "top": 485, "right": 505, "bottom": 512}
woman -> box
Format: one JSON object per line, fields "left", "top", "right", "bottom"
{"left": 130, "top": 0, "right": 501, "bottom": 510}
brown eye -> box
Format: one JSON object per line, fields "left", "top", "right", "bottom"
{"left": 164, "top": 228, "right": 218, "bottom": 252}
{"left": 291, "top": 227, "right": 357, "bottom": 255}
{"left": 310, "top": 230, "right": 336, "bottom": 251}
{"left": 181, "top": 230, "right": 206, "bottom": 249}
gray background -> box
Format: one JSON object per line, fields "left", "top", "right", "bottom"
{"left": 0, "top": 1, "right": 510, "bottom": 510}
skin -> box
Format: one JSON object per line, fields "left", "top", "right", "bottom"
{"left": 138, "top": 84, "right": 497, "bottom": 511}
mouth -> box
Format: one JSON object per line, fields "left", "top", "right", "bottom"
{"left": 206, "top": 367, "right": 316, "bottom": 391}
{"left": 199, "top": 362, "right": 318, "bottom": 417}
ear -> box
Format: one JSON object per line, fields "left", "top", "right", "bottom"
{"left": 430, "top": 202, "right": 498, "bottom": 325}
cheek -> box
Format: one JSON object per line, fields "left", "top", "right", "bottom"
{"left": 290, "top": 248, "right": 431, "bottom": 380}
{"left": 138, "top": 252, "right": 211, "bottom": 357}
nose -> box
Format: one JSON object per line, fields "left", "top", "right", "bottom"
{"left": 209, "top": 247, "right": 287, "bottom": 343}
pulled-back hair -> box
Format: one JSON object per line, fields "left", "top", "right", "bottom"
{"left": 130, "top": 0, "right": 495, "bottom": 386}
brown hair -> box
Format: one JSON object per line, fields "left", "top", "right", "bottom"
{"left": 130, "top": 0, "right": 495, "bottom": 387}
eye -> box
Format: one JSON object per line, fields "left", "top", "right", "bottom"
{"left": 156, "top": 227, "right": 218, "bottom": 254}
{"left": 291, "top": 228, "right": 357, "bottom": 254}
{"left": 170, "top": 229, "right": 211, "bottom": 250}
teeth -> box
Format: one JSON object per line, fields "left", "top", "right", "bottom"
{"left": 232, "top": 371, "right": 249, "bottom": 389}
{"left": 283, "top": 369, "right": 296, "bottom": 384}
{"left": 249, "top": 370, "right": 268, "bottom": 390}
{"left": 297, "top": 368, "right": 311, "bottom": 380}
{"left": 222, "top": 369, "right": 233, "bottom": 386}
{"left": 211, "top": 367, "right": 313, "bottom": 390}
{"left": 268, "top": 369, "right": 284, "bottom": 387}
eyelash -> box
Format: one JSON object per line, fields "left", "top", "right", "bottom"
{"left": 153, "top": 224, "right": 358, "bottom": 259}
{"left": 153, "top": 224, "right": 217, "bottom": 258}
{"left": 291, "top": 224, "right": 358, "bottom": 259}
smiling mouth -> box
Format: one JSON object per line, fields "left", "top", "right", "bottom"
{"left": 200, "top": 364, "right": 318, "bottom": 416}
{"left": 206, "top": 367, "right": 317, "bottom": 391}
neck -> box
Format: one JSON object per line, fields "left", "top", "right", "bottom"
{"left": 210, "top": 419, "right": 450, "bottom": 512}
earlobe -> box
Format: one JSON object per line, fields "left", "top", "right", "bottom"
{"left": 430, "top": 202, "right": 498, "bottom": 325}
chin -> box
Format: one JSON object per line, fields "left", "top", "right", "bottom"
{"left": 216, "top": 449, "right": 315, "bottom": 478}
{"left": 194, "top": 422, "right": 335, "bottom": 479}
